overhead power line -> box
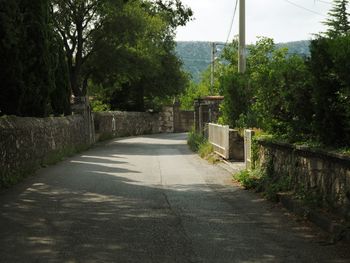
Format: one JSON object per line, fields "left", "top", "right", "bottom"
{"left": 283, "top": 0, "right": 327, "bottom": 16}
{"left": 225, "top": 0, "right": 239, "bottom": 45}
{"left": 180, "top": 57, "right": 211, "bottom": 63}
{"left": 316, "top": 0, "right": 332, "bottom": 4}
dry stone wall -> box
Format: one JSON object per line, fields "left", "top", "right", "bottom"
{"left": 94, "top": 106, "right": 195, "bottom": 141}
{"left": 0, "top": 115, "right": 92, "bottom": 186}
{"left": 94, "top": 111, "right": 160, "bottom": 141}
{"left": 158, "top": 107, "right": 174, "bottom": 133}
{"left": 174, "top": 110, "right": 194, "bottom": 133}
{"left": 0, "top": 106, "right": 195, "bottom": 188}
{"left": 257, "top": 140, "right": 350, "bottom": 219}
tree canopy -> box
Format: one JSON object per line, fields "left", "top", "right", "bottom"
{"left": 324, "top": 0, "right": 349, "bottom": 37}
{"left": 0, "top": 0, "right": 192, "bottom": 116}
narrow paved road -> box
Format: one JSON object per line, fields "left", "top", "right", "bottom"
{"left": 0, "top": 133, "right": 349, "bottom": 263}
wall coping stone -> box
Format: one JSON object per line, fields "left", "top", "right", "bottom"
{"left": 257, "top": 138, "right": 350, "bottom": 167}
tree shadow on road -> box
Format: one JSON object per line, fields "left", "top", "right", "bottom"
{"left": 1, "top": 163, "right": 350, "bottom": 263}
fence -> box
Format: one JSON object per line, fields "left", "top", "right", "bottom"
{"left": 244, "top": 129, "right": 255, "bottom": 170}
{"left": 208, "top": 123, "right": 230, "bottom": 159}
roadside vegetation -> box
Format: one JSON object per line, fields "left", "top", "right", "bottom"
{"left": 181, "top": 0, "right": 350, "bottom": 152}
{"left": 187, "top": 129, "right": 220, "bottom": 164}
{"left": 183, "top": 1, "right": 350, "bottom": 208}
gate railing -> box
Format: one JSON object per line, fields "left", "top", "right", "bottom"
{"left": 208, "top": 123, "right": 230, "bottom": 159}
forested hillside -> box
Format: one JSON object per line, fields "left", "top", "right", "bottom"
{"left": 176, "top": 40, "right": 310, "bottom": 83}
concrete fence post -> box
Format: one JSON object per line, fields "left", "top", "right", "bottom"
{"left": 244, "top": 129, "right": 255, "bottom": 170}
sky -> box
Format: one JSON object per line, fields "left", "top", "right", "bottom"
{"left": 176, "top": 0, "right": 333, "bottom": 43}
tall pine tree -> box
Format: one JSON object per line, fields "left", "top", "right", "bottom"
{"left": 324, "top": 0, "right": 350, "bottom": 37}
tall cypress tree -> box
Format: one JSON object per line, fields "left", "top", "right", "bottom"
{"left": 50, "top": 33, "right": 71, "bottom": 116}
{"left": 0, "top": 0, "right": 24, "bottom": 116}
{"left": 324, "top": 0, "right": 350, "bottom": 37}
{"left": 0, "top": 0, "right": 57, "bottom": 117}
{"left": 19, "top": 0, "right": 53, "bottom": 117}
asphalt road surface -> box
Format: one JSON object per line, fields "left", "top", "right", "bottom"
{"left": 0, "top": 133, "right": 349, "bottom": 263}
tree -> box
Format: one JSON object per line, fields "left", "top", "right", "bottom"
{"left": 51, "top": 0, "right": 108, "bottom": 97}
{"left": 0, "top": 0, "right": 23, "bottom": 116}
{"left": 52, "top": 0, "right": 192, "bottom": 112}
{"left": 20, "top": 0, "right": 55, "bottom": 117}
{"left": 87, "top": 0, "right": 192, "bottom": 111}
{"left": 324, "top": 0, "right": 350, "bottom": 37}
{"left": 0, "top": 0, "right": 55, "bottom": 117}
{"left": 216, "top": 40, "right": 252, "bottom": 127}
{"left": 50, "top": 34, "right": 72, "bottom": 116}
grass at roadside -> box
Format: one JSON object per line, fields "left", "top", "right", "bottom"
{"left": 187, "top": 129, "right": 220, "bottom": 164}
{"left": 233, "top": 168, "right": 292, "bottom": 202}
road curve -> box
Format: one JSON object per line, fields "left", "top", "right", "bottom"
{"left": 0, "top": 133, "right": 349, "bottom": 263}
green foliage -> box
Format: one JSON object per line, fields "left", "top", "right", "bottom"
{"left": 234, "top": 135, "right": 293, "bottom": 201}
{"left": 1, "top": 0, "right": 192, "bottom": 116}
{"left": 234, "top": 170, "right": 260, "bottom": 189}
{"left": 0, "top": 0, "right": 53, "bottom": 117}
{"left": 295, "top": 185, "right": 324, "bottom": 208}
{"left": 175, "top": 40, "right": 311, "bottom": 84}
{"left": 91, "top": 99, "right": 111, "bottom": 112}
{"left": 309, "top": 35, "right": 350, "bottom": 146}
{"left": 276, "top": 40, "right": 310, "bottom": 57}
{"left": 218, "top": 37, "right": 313, "bottom": 141}
{"left": 0, "top": 0, "right": 71, "bottom": 117}
{"left": 187, "top": 129, "right": 217, "bottom": 162}
{"left": 180, "top": 80, "right": 210, "bottom": 110}
{"left": 0, "top": 0, "right": 23, "bottom": 116}
{"left": 218, "top": 30, "right": 350, "bottom": 148}
{"left": 234, "top": 165, "right": 292, "bottom": 202}
{"left": 187, "top": 129, "right": 207, "bottom": 152}
{"left": 50, "top": 34, "right": 71, "bottom": 116}
{"left": 180, "top": 58, "right": 221, "bottom": 110}
{"left": 86, "top": 0, "right": 192, "bottom": 111}
{"left": 323, "top": 0, "right": 350, "bottom": 37}
{"left": 198, "top": 141, "right": 213, "bottom": 159}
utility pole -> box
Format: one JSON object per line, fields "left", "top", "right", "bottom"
{"left": 210, "top": 42, "right": 215, "bottom": 95}
{"left": 238, "top": 0, "right": 246, "bottom": 73}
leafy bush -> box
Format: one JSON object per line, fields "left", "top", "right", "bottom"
{"left": 234, "top": 158, "right": 292, "bottom": 202}
{"left": 218, "top": 34, "right": 350, "bottom": 148}
{"left": 309, "top": 35, "right": 350, "bottom": 146}
{"left": 187, "top": 129, "right": 207, "bottom": 152}
{"left": 234, "top": 170, "right": 260, "bottom": 189}
{"left": 198, "top": 141, "right": 214, "bottom": 158}
{"left": 91, "top": 99, "right": 111, "bottom": 112}
{"left": 187, "top": 129, "right": 217, "bottom": 162}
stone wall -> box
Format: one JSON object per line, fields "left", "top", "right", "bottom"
{"left": 94, "top": 107, "right": 194, "bottom": 141}
{"left": 0, "top": 115, "right": 92, "bottom": 186}
{"left": 174, "top": 109, "right": 194, "bottom": 133}
{"left": 94, "top": 111, "right": 160, "bottom": 141}
{"left": 257, "top": 140, "right": 350, "bottom": 219}
{"left": 159, "top": 107, "right": 174, "bottom": 133}
{"left": 0, "top": 106, "right": 194, "bottom": 187}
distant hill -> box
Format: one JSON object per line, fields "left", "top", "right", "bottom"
{"left": 276, "top": 40, "right": 310, "bottom": 57}
{"left": 175, "top": 40, "right": 310, "bottom": 83}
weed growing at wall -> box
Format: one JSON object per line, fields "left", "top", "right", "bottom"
{"left": 43, "top": 144, "right": 90, "bottom": 166}
{"left": 0, "top": 167, "right": 38, "bottom": 189}
{"left": 187, "top": 129, "right": 219, "bottom": 163}
{"left": 234, "top": 151, "right": 292, "bottom": 201}
{"left": 187, "top": 129, "right": 207, "bottom": 152}
{"left": 234, "top": 169, "right": 261, "bottom": 189}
